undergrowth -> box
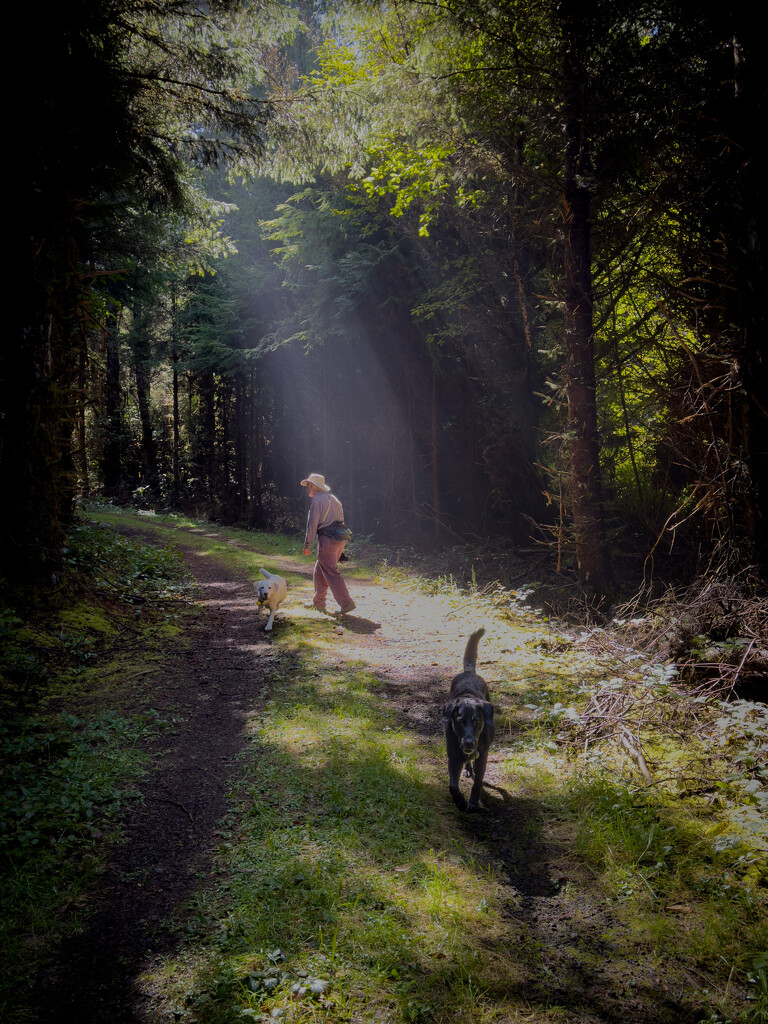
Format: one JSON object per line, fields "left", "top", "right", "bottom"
{"left": 0, "top": 517, "right": 191, "bottom": 715}
{"left": 0, "top": 710, "right": 161, "bottom": 976}
{"left": 0, "top": 517, "right": 194, "bottom": 1013}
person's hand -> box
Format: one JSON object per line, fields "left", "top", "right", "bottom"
{"left": 302, "top": 547, "right": 310, "bottom": 557}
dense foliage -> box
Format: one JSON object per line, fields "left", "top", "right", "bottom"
{"left": 3, "top": 0, "right": 766, "bottom": 598}
{"left": 4, "top": 0, "right": 293, "bottom": 585}
{"left": 4, "top": 7, "right": 766, "bottom": 1017}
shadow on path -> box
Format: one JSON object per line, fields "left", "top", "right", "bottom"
{"left": 34, "top": 554, "right": 274, "bottom": 1024}
{"left": 32, "top": 527, "right": 714, "bottom": 1024}
{"left": 372, "top": 662, "right": 707, "bottom": 1023}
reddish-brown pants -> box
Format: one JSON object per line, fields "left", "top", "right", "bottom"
{"left": 313, "top": 535, "right": 351, "bottom": 609}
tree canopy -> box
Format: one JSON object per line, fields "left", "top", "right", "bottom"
{"left": 3, "top": 0, "right": 766, "bottom": 598}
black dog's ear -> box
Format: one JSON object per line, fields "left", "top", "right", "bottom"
{"left": 443, "top": 700, "right": 453, "bottom": 727}
{"left": 482, "top": 701, "right": 494, "bottom": 727}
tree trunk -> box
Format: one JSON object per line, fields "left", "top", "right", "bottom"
{"left": 132, "top": 343, "right": 158, "bottom": 497}
{"left": 171, "top": 286, "right": 181, "bottom": 508}
{"left": 430, "top": 363, "right": 443, "bottom": 543}
{"left": 102, "top": 304, "right": 123, "bottom": 498}
{"left": 459, "top": 373, "right": 478, "bottom": 534}
{"left": 234, "top": 374, "right": 247, "bottom": 523}
{"left": 76, "top": 334, "right": 90, "bottom": 497}
{"left": 249, "top": 367, "right": 265, "bottom": 529}
{"left": 221, "top": 380, "right": 232, "bottom": 517}
{"left": 560, "top": 4, "right": 610, "bottom": 593}
{"left": 172, "top": 352, "right": 181, "bottom": 507}
{"left": 198, "top": 370, "right": 217, "bottom": 509}
{"left": 730, "top": 26, "right": 767, "bottom": 571}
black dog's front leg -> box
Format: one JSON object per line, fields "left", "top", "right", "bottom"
{"left": 467, "top": 702, "right": 494, "bottom": 812}
{"left": 445, "top": 729, "right": 468, "bottom": 811}
{"left": 466, "top": 747, "right": 488, "bottom": 812}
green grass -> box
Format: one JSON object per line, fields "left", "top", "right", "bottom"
{"left": 85, "top": 504, "right": 370, "bottom": 584}
{"left": 0, "top": 517, "right": 196, "bottom": 1014}
{"left": 0, "top": 710, "right": 162, "bottom": 966}
{"left": 111, "top": 511, "right": 768, "bottom": 1023}
{"left": 3, "top": 509, "right": 767, "bottom": 1024}
{"left": 146, "top": 662, "right": 527, "bottom": 1024}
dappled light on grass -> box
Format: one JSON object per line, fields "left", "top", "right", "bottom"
{"left": 147, "top": 660, "right": 527, "bottom": 1024}
{"left": 55, "top": 513, "right": 768, "bottom": 1023}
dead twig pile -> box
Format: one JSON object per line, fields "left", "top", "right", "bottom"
{"left": 616, "top": 570, "right": 768, "bottom": 701}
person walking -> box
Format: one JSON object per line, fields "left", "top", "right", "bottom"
{"left": 301, "top": 473, "right": 356, "bottom": 615}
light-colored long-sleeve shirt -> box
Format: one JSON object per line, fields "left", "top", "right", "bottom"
{"left": 304, "top": 491, "right": 344, "bottom": 548}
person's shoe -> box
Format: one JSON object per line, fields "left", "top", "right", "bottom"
{"left": 338, "top": 600, "right": 356, "bottom": 615}
{"left": 311, "top": 602, "right": 327, "bottom": 613}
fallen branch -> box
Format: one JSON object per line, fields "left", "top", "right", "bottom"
{"left": 618, "top": 726, "right": 653, "bottom": 784}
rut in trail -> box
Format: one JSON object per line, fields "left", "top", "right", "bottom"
{"left": 35, "top": 551, "right": 276, "bottom": 1024}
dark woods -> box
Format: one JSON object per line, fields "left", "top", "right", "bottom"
{"left": 3, "top": 0, "right": 766, "bottom": 599}
{"left": 69, "top": 209, "right": 547, "bottom": 549}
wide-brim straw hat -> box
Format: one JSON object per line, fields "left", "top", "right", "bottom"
{"left": 300, "top": 473, "right": 331, "bottom": 492}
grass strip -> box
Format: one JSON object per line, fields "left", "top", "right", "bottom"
{"left": 145, "top": 658, "right": 527, "bottom": 1024}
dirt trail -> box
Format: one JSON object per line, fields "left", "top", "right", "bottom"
{"left": 36, "top": 537, "right": 280, "bottom": 1023}
{"left": 34, "top": 530, "right": 704, "bottom": 1023}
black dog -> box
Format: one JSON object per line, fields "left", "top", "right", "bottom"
{"left": 444, "top": 628, "right": 495, "bottom": 812}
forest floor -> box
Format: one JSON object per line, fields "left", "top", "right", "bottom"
{"left": 9, "top": 513, "right": 767, "bottom": 1024}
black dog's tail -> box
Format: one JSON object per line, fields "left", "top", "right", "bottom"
{"left": 463, "top": 628, "right": 485, "bottom": 672}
